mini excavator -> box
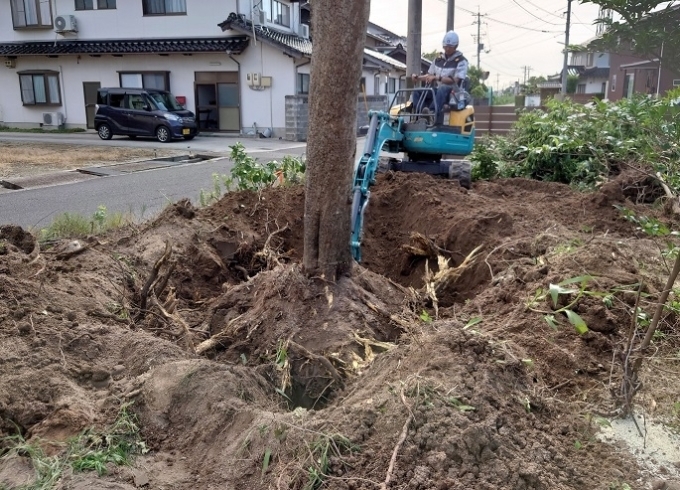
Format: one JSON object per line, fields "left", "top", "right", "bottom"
{"left": 350, "top": 85, "right": 476, "bottom": 261}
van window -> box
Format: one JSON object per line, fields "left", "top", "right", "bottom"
{"left": 125, "top": 94, "right": 148, "bottom": 110}
{"left": 148, "top": 92, "right": 182, "bottom": 111}
{"left": 96, "top": 91, "right": 108, "bottom": 105}
{"left": 109, "top": 93, "right": 125, "bottom": 108}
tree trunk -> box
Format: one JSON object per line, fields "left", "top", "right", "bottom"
{"left": 303, "top": 0, "right": 370, "bottom": 281}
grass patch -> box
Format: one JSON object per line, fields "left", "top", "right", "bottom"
{"left": 38, "top": 205, "right": 131, "bottom": 242}
{"left": 0, "top": 402, "right": 148, "bottom": 489}
{"left": 0, "top": 126, "right": 86, "bottom": 134}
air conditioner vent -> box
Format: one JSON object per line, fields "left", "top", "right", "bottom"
{"left": 55, "top": 15, "right": 77, "bottom": 33}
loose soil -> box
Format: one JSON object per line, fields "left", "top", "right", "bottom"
{"left": 1, "top": 169, "right": 680, "bottom": 490}
{"left": 0, "top": 142, "right": 184, "bottom": 179}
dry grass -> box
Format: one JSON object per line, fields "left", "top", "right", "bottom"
{"left": 0, "top": 142, "right": 183, "bottom": 179}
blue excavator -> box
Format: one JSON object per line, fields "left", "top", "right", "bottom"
{"left": 350, "top": 85, "right": 476, "bottom": 262}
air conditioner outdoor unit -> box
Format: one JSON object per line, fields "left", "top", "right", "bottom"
{"left": 54, "top": 15, "right": 77, "bottom": 33}
{"left": 255, "top": 9, "right": 266, "bottom": 25}
{"left": 300, "top": 24, "right": 310, "bottom": 39}
{"left": 42, "top": 112, "right": 65, "bottom": 127}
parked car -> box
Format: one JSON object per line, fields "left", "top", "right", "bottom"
{"left": 95, "top": 88, "right": 198, "bottom": 143}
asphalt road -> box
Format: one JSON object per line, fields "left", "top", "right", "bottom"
{"left": 0, "top": 132, "right": 307, "bottom": 229}
{"left": 0, "top": 132, "right": 369, "bottom": 230}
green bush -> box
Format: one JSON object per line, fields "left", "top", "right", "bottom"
{"left": 470, "top": 90, "right": 680, "bottom": 190}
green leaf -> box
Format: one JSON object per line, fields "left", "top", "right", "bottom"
{"left": 262, "top": 448, "right": 271, "bottom": 477}
{"left": 558, "top": 275, "right": 593, "bottom": 286}
{"left": 544, "top": 314, "right": 559, "bottom": 330}
{"left": 464, "top": 317, "right": 483, "bottom": 329}
{"left": 549, "top": 283, "right": 577, "bottom": 308}
{"left": 447, "top": 397, "right": 476, "bottom": 412}
{"left": 565, "top": 309, "right": 588, "bottom": 335}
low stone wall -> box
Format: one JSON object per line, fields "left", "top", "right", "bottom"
{"left": 285, "top": 95, "right": 388, "bottom": 142}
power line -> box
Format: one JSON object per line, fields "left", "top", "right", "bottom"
{"left": 485, "top": 16, "right": 562, "bottom": 33}
{"left": 522, "top": 0, "right": 565, "bottom": 20}
{"left": 510, "top": 0, "right": 562, "bottom": 25}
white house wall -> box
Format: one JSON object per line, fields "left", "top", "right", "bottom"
{"left": 236, "top": 41, "right": 297, "bottom": 134}
{"left": 0, "top": 0, "right": 242, "bottom": 42}
{"left": 0, "top": 45, "right": 296, "bottom": 135}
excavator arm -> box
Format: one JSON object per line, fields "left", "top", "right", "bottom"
{"left": 350, "top": 111, "right": 404, "bottom": 262}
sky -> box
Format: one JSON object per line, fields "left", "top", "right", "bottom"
{"left": 369, "top": 0, "right": 603, "bottom": 89}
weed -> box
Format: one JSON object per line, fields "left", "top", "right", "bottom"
{"left": 0, "top": 436, "right": 63, "bottom": 489}
{"left": 0, "top": 402, "right": 147, "bottom": 488}
{"left": 304, "top": 434, "right": 358, "bottom": 490}
{"left": 39, "top": 206, "right": 130, "bottom": 241}
{"left": 470, "top": 91, "right": 680, "bottom": 190}
{"left": 419, "top": 310, "right": 433, "bottom": 323}
{"left": 68, "top": 402, "right": 148, "bottom": 476}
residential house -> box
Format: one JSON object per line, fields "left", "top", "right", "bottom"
{"left": 595, "top": 5, "right": 679, "bottom": 101}
{"left": 0, "top": 0, "right": 418, "bottom": 139}
{"left": 536, "top": 43, "right": 609, "bottom": 104}
{"left": 608, "top": 52, "right": 680, "bottom": 101}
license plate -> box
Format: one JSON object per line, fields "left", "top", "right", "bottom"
{"left": 182, "top": 128, "right": 190, "bottom": 135}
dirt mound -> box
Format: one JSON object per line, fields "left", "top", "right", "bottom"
{"left": 2, "top": 170, "right": 679, "bottom": 490}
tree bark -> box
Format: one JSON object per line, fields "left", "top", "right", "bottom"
{"left": 303, "top": 0, "right": 370, "bottom": 282}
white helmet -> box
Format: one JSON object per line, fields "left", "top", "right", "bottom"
{"left": 443, "top": 30, "right": 459, "bottom": 47}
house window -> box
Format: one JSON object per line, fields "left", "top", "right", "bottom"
{"left": 611, "top": 74, "right": 617, "bottom": 92}
{"left": 119, "top": 72, "right": 170, "bottom": 91}
{"left": 76, "top": 0, "right": 115, "bottom": 9}
{"left": 262, "top": 0, "right": 290, "bottom": 27}
{"left": 142, "top": 0, "right": 186, "bottom": 15}
{"left": 586, "top": 53, "right": 594, "bottom": 66}
{"left": 601, "top": 82, "right": 606, "bottom": 93}
{"left": 297, "top": 73, "right": 310, "bottom": 95}
{"left": 576, "top": 83, "right": 586, "bottom": 94}
{"left": 18, "top": 71, "right": 61, "bottom": 106}
{"left": 673, "top": 79, "right": 680, "bottom": 87}
{"left": 359, "top": 77, "right": 366, "bottom": 91}
{"left": 387, "top": 77, "right": 397, "bottom": 94}
{"left": 11, "top": 0, "right": 52, "bottom": 28}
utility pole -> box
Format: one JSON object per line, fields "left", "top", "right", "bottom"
{"left": 521, "top": 66, "right": 530, "bottom": 87}
{"left": 496, "top": 73, "right": 500, "bottom": 92}
{"left": 407, "top": 0, "right": 423, "bottom": 88}
{"left": 476, "top": 8, "right": 482, "bottom": 69}
{"left": 447, "top": 0, "right": 455, "bottom": 31}
{"left": 560, "top": 0, "right": 572, "bottom": 96}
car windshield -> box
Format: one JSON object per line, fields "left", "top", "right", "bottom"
{"left": 148, "top": 92, "right": 183, "bottom": 111}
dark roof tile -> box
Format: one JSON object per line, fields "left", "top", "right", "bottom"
{"left": 0, "top": 37, "right": 249, "bottom": 56}
{"left": 219, "top": 13, "right": 311, "bottom": 58}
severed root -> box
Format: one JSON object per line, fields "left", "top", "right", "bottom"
{"left": 402, "top": 232, "right": 445, "bottom": 258}
{"left": 149, "top": 293, "right": 195, "bottom": 353}
{"left": 195, "top": 314, "right": 244, "bottom": 354}
{"left": 136, "top": 240, "right": 172, "bottom": 321}
{"left": 253, "top": 224, "right": 289, "bottom": 270}
{"left": 381, "top": 389, "right": 413, "bottom": 490}
{"left": 288, "top": 340, "right": 343, "bottom": 385}
{"left": 422, "top": 245, "right": 483, "bottom": 317}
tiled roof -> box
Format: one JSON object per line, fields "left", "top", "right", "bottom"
{"left": 0, "top": 37, "right": 249, "bottom": 56}
{"left": 219, "top": 13, "right": 312, "bottom": 58}
{"left": 582, "top": 67, "right": 610, "bottom": 79}
{"left": 538, "top": 81, "right": 562, "bottom": 89}
{"left": 364, "top": 48, "right": 406, "bottom": 71}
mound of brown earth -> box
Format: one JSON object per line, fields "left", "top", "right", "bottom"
{"left": 1, "top": 172, "right": 679, "bottom": 490}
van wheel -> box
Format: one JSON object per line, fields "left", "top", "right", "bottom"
{"left": 128, "top": 135, "right": 137, "bottom": 140}
{"left": 155, "top": 126, "right": 171, "bottom": 143}
{"left": 97, "top": 124, "right": 113, "bottom": 140}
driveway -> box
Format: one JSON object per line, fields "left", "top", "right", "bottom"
{"left": 0, "top": 130, "right": 308, "bottom": 155}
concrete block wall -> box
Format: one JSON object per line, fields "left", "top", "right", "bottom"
{"left": 285, "top": 95, "right": 388, "bottom": 142}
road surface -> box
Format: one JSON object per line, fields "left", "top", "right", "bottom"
{"left": 0, "top": 132, "right": 369, "bottom": 230}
